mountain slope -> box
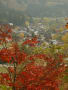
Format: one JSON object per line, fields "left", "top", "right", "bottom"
{"left": 0, "top": 0, "right": 68, "bottom": 25}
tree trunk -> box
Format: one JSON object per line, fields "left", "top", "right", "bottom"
{"left": 12, "top": 86, "right": 16, "bottom": 90}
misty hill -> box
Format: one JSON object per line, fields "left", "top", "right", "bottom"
{"left": 0, "top": 0, "right": 68, "bottom": 25}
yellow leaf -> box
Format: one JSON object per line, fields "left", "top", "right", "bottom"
{"left": 19, "top": 33, "right": 24, "bottom": 38}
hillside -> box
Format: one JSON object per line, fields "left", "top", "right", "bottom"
{"left": 0, "top": 0, "right": 68, "bottom": 25}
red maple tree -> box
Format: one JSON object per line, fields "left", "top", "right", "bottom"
{"left": 0, "top": 25, "right": 66, "bottom": 90}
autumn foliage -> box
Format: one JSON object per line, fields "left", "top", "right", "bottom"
{"left": 0, "top": 25, "right": 66, "bottom": 90}
{"left": 0, "top": 25, "right": 12, "bottom": 44}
